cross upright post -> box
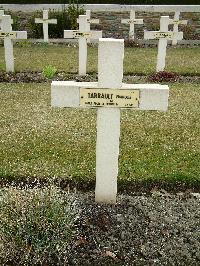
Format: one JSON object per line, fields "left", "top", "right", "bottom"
{"left": 85, "top": 10, "right": 99, "bottom": 43}
{"left": 170, "top": 11, "right": 187, "bottom": 46}
{"left": 35, "top": 10, "right": 57, "bottom": 42}
{"left": 0, "top": 15, "right": 27, "bottom": 72}
{"left": 51, "top": 38, "right": 169, "bottom": 204}
{"left": 95, "top": 39, "right": 123, "bottom": 203}
{"left": 85, "top": 10, "right": 100, "bottom": 30}
{"left": 121, "top": 10, "right": 143, "bottom": 40}
{"left": 78, "top": 15, "right": 88, "bottom": 76}
{"left": 64, "top": 14, "right": 102, "bottom": 76}
{"left": 144, "top": 16, "right": 183, "bottom": 72}
{"left": 157, "top": 16, "right": 168, "bottom": 72}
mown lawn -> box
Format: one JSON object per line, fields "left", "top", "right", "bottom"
{"left": 0, "top": 82, "right": 199, "bottom": 186}
{"left": 0, "top": 45, "right": 199, "bottom": 75}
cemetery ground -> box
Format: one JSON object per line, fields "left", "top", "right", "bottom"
{"left": 0, "top": 44, "right": 200, "bottom": 265}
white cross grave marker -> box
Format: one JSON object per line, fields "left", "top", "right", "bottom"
{"left": 64, "top": 14, "right": 102, "bottom": 76}
{"left": 0, "top": 15, "right": 27, "bottom": 72}
{"left": 144, "top": 16, "right": 183, "bottom": 72}
{"left": 77, "top": 10, "right": 100, "bottom": 32}
{"left": 121, "top": 10, "right": 143, "bottom": 40}
{"left": 77, "top": 10, "right": 100, "bottom": 44}
{"left": 0, "top": 10, "right": 13, "bottom": 29}
{"left": 51, "top": 38, "right": 169, "bottom": 204}
{"left": 169, "top": 11, "right": 187, "bottom": 46}
{"left": 35, "top": 10, "right": 57, "bottom": 42}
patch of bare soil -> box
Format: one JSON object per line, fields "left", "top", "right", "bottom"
{"left": 68, "top": 191, "right": 200, "bottom": 265}
{"left": 0, "top": 71, "right": 199, "bottom": 84}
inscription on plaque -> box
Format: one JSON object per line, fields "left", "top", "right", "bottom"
{"left": 173, "top": 20, "right": 185, "bottom": 25}
{"left": 80, "top": 88, "right": 140, "bottom": 108}
{"left": 127, "top": 20, "right": 137, "bottom": 24}
{"left": 73, "top": 31, "right": 91, "bottom": 38}
{"left": 0, "top": 32, "right": 17, "bottom": 39}
{"left": 154, "top": 32, "right": 173, "bottom": 39}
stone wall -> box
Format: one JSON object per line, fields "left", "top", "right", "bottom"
{"left": 91, "top": 11, "right": 200, "bottom": 40}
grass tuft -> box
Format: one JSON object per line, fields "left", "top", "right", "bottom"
{"left": 0, "top": 186, "right": 77, "bottom": 265}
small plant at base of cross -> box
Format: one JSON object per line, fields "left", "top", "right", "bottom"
{"left": 42, "top": 65, "right": 57, "bottom": 79}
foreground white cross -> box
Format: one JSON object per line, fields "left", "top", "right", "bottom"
{"left": 35, "top": 10, "right": 57, "bottom": 42}
{"left": 121, "top": 10, "right": 143, "bottom": 40}
{"left": 64, "top": 14, "right": 102, "bottom": 76}
{"left": 0, "top": 15, "right": 27, "bottom": 72}
{"left": 144, "top": 16, "right": 183, "bottom": 72}
{"left": 51, "top": 38, "right": 169, "bottom": 204}
{"left": 170, "top": 11, "right": 187, "bottom": 45}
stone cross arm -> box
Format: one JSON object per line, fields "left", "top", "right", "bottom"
{"left": 64, "top": 30, "right": 102, "bottom": 40}
{"left": 35, "top": 18, "right": 57, "bottom": 24}
{"left": 169, "top": 19, "right": 187, "bottom": 25}
{"left": 144, "top": 30, "right": 183, "bottom": 40}
{"left": 0, "top": 30, "right": 27, "bottom": 39}
{"left": 51, "top": 81, "right": 169, "bottom": 111}
{"left": 121, "top": 18, "right": 143, "bottom": 25}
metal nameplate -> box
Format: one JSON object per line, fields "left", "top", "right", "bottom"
{"left": 0, "top": 32, "right": 17, "bottom": 39}
{"left": 154, "top": 32, "right": 173, "bottom": 39}
{"left": 173, "top": 20, "right": 186, "bottom": 25}
{"left": 126, "top": 20, "right": 138, "bottom": 24}
{"left": 80, "top": 88, "right": 140, "bottom": 108}
{"left": 73, "top": 31, "right": 91, "bottom": 38}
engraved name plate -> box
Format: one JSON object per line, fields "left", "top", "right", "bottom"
{"left": 0, "top": 32, "right": 17, "bottom": 39}
{"left": 80, "top": 88, "right": 140, "bottom": 108}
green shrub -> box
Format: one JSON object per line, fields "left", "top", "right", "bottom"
{"left": 0, "top": 187, "right": 77, "bottom": 265}
{"left": 42, "top": 65, "right": 57, "bottom": 79}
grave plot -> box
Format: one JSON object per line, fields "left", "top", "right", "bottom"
{"left": 0, "top": 7, "right": 199, "bottom": 265}
{"left": 0, "top": 80, "right": 200, "bottom": 265}
{"left": 51, "top": 38, "right": 169, "bottom": 203}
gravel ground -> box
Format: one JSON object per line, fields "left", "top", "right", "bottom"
{"left": 68, "top": 191, "right": 200, "bottom": 265}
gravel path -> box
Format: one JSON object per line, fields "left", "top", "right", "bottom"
{"left": 68, "top": 191, "right": 200, "bottom": 265}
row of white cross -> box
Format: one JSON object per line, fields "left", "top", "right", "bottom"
{"left": 0, "top": 10, "right": 187, "bottom": 74}
{"left": 34, "top": 9, "right": 187, "bottom": 44}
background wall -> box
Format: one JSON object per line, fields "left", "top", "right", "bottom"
{"left": 0, "top": 1, "right": 200, "bottom": 5}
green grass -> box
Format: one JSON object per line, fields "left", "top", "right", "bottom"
{"left": 0, "top": 82, "right": 199, "bottom": 186}
{"left": 0, "top": 45, "right": 199, "bottom": 75}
